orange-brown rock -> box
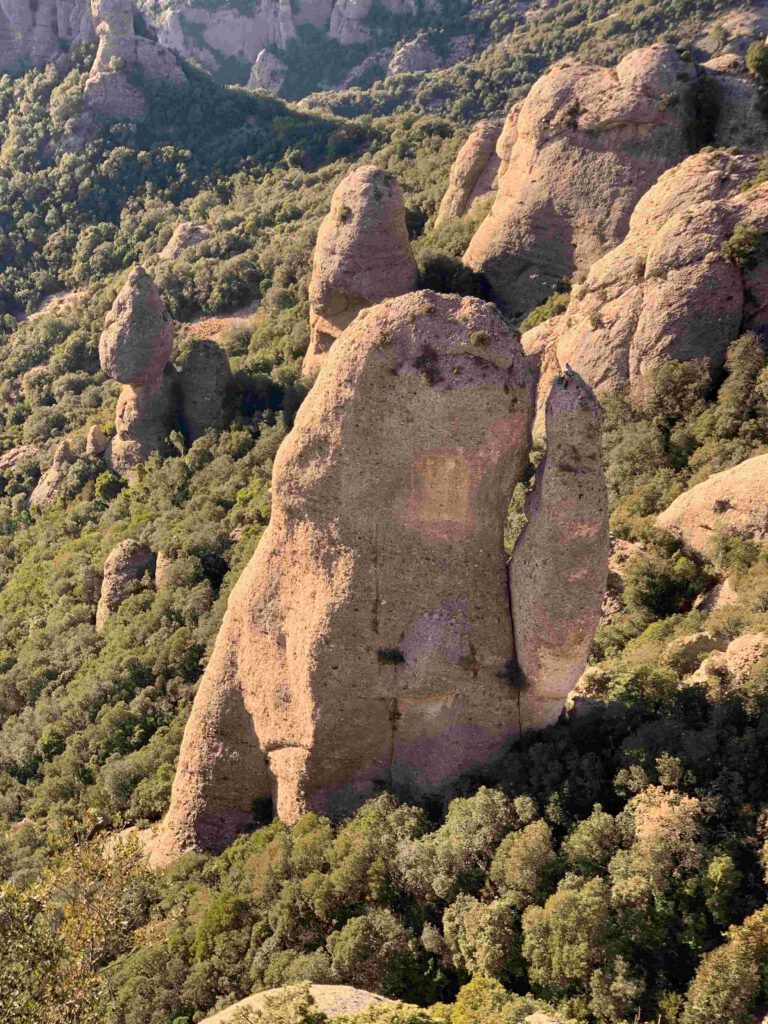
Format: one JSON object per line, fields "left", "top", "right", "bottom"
{"left": 434, "top": 121, "right": 502, "bottom": 229}
{"left": 104, "top": 365, "right": 178, "bottom": 481}
{"left": 510, "top": 370, "right": 609, "bottom": 727}
{"left": 689, "top": 633, "right": 768, "bottom": 689}
{"left": 152, "top": 291, "right": 609, "bottom": 862}
{"left": 86, "top": 424, "right": 109, "bottom": 457}
{"left": 159, "top": 222, "right": 212, "bottom": 260}
{"left": 95, "top": 539, "right": 155, "bottom": 631}
{"left": 99, "top": 266, "right": 173, "bottom": 385}
{"left": 179, "top": 339, "right": 232, "bottom": 441}
{"left": 29, "top": 439, "right": 77, "bottom": 510}
{"left": 304, "top": 166, "right": 419, "bottom": 376}
{"left": 656, "top": 452, "right": 768, "bottom": 560}
{"left": 521, "top": 149, "right": 768, "bottom": 403}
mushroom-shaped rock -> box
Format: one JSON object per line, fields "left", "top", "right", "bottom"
{"left": 96, "top": 539, "right": 155, "bottom": 631}
{"left": 104, "top": 365, "right": 178, "bottom": 481}
{"left": 29, "top": 440, "right": 77, "bottom": 510}
{"left": 656, "top": 453, "right": 768, "bottom": 560}
{"left": 159, "top": 222, "right": 212, "bottom": 261}
{"left": 86, "top": 424, "right": 109, "bottom": 457}
{"left": 304, "top": 165, "right": 419, "bottom": 376}
{"left": 434, "top": 120, "right": 502, "bottom": 229}
{"left": 521, "top": 149, "right": 767, "bottom": 405}
{"left": 99, "top": 266, "right": 173, "bottom": 385}
{"left": 464, "top": 45, "right": 701, "bottom": 316}
{"left": 152, "top": 290, "right": 609, "bottom": 863}
{"left": 179, "top": 339, "right": 232, "bottom": 441}
{"left": 510, "top": 371, "right": 609, "bottom": 728}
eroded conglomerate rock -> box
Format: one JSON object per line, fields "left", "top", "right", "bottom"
{"left": 153, "top": 291, "right": 607, "bottom": 862}
{"left": 656, "top": 453, "right": 768, "bottom": 560}
{"left": 434, "top": 121, "right": 502, "bottom": 229}
{"left": 96, "top": 539, "right": 155, "bottom": 631}
{"left": 86, "top": 424, "right": 109, "bottom": 457}
{"left": 247, "top": 48, "right": 287, "bottom": 94}
{"left": 304, "top": 165, "right": 419, "bottom": 376}
{"left": 100, "top": 266, "right": 176, "bottom": 479}
{"left": 522, "top": 149, "right": 768, "bottom": 404}
{"left": 179, "top": 339, "right": 232, "bottom": 441}
{"left": 29, "top": 439, "right": 77, "bottom": 510}
{"left": 464, "top": 45, "right": 700, "bottom": 315}
{"left": 0, "top": 0, "right": 94, "bottom": 71}
{"left": 510, "top": 371, "right": 609, "bottom": 727}
{"left": 159, "top": 222, "right": 212, "bottom": 261}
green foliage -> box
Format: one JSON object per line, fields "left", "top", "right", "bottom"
{"left": 721, "top": 222, "right": 764, "bottom": 269}
{"left": 519, "top": 288, "right": 571, "bottom": 332}
{"left": 746, "top": 40, "right": 768, "bottom": 79}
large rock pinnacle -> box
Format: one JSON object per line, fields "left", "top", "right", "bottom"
{"left": 304, "top": 165, "right": 419, "bottom": 376}
{"left": 510, "top": 370, "right": 609, "bottom": 728}
{"left": 152, "top": 291, "right": 609, "bottom": 864}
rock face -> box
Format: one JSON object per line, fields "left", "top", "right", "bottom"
{"left": 84, "top": 0, "right": 185, "bottom": 120}
{"left": 434, "top": 121, "right": 502, "bottom": 229}
{"left": 657, "top": 453, "right": 768, "bottom": 560}
{"left": 100, "top": 266, "right": 176, "bottom": 480}
{"left": 304, "top": 166, "right": 419, "bottom": 376}
{"left": 387, "top": 35, "right": 440, "bottom": 75}
{"left": 247, "top": 48, "right": 287, "bottom": 94}
{"left": 153, "top": 291, "right": 608, "bottom": 862}
{"left": 510, "top": 371, "right": 609, "bottom": 727}
{"left": 29, "top": 439, "right": 76, "bottom": 510}
{"left": 95, "top": 539, "right": 155, "bottom": 631}
{"left": 329, "top": 0, "right": 416, "bottom": 45}
{"left": 0, "top": 0, "right": 94, "bottom": 71}
{"left": 159, "top": 222, "right": 211, "bottom": 261}
{"left": 179, "top": 339, "right": 232, "bottom": 441}
{"left": 521, "top": 149, "right": 768, "bottom": 402}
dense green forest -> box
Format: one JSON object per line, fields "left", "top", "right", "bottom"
{"left": 4, "top": 0, "right": 768, "bottom": 1022}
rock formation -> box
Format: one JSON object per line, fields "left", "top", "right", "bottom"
{"left": 329, "top": 0, "right": 416, "bottom": 45}
{"left": 29, "top": 439, "right": 77, "bottom": 509}
{"left": 247, "top": 48, "right": 287, "bottom": 94}
{"left": 387, "top": 35, "right": 440, "bottom": 76}
{"left": 86, "top": 424, "right": 109, "bottom": 456}
{"left": 304, "top": 165, "right": 419, "bottom": 376}
{"left": 159, "top": 222, "right": 211, "bottom": 261}
{"left": 0, "top": 0, "right": 94, "bottom": 72}
{"left": 84, "top": 0, "right": 185, "bottom": 120}
{"left": 152, "top": 290, "right": 607, "bottom": 863}
{"left": 521, "top": 149, "right": 768, "bottom": 404}
{"left": 689, "top": 633, "right": 768, "bottom": 690}
{"left": 656, "top": 453, "right": 768, "bottom": 560}
{"left": 201, "top": 985, "right": 397, "bottom": 1023}
{"left": 464, "top": 44, "right": 768, "bottom": 317}
{"left": 434, "top": 121, "right": 502, "bottom": 229}
{"left": 95, "top": 539, "right": 155, "bottom": 631}
{"left": 100, "top": 266, "right": 177, "bottom": 480}
{"left": 179, "top": 339, "right": 232, "bottom": 441}
{"left": 510, "top": 370, "right": 610, "bottom": 728}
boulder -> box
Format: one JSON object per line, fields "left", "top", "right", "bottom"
{"left": 434, "top": 121, "right": 502, "bottom": 229}
{"left": 95, "top": 539, "right": 155, "bottom": 631}
{"left": 86, "top": 424, "right": 109, "bottom": 457}
{"left": 510, "top": 370, "right": 609, "bottom": 727}
{"left": 154, "top": 550, "right": 174, "bottom": 586}
{"left": 104, "top": 364, "right": 178, "bottom": 481}
{"left": 387, "top": 35, "right": 441, "bottom": 76}
{"left": 689, "top": 633, "right": 768, "bottom": 687}
{"left": 99, "top": 266, "right": 173, "bottom": 385}
{"left": 159, "top": 222, "right": 212, "bottom": 261}
{"left": 521, "top": 149, "right": 768, "bottom": 403}
{"left": 29, "top": 439, "right": 77, "bottom": 510}
{"left": 152, "top": 291, "right": 608, "bottom": 862}
{"left": 247, "top": 48, "right": 287, "bottom": 94}
{"left": 179, "top": 339, "right": 232, "bottom": 441}
{"left": 304, "top": 165, "right": 418, "bottom": 376}
{"left": 657, "top": 452, "right": 768, "bottom": 561}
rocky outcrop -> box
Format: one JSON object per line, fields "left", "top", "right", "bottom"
{"left": 657, "top": 453, "right": 768, "bottom": 560}
{"left": 464, "top": 44, "right": 768, "bottom": 317}
{"left": 179, "top": 339, "right": 231, "bottom": 441}
{"left": 29, "top": 439, "right": 76, "bottom": 509}
{"left": 100, "top": 266, "right": 176, "bottom": 480}
{"left": 0, "top": 444, "right": 40, "bottom": 474}
{"left": 304, "top": 165, "right": 419, "bottom": 376}
{"left": 0, "top": 0, "right": 94, "bottom": 72}
{"left": 86, "top": 424, "right": 109, "bottom": 456}
{"left": 159, "top": 222, "right": 211, "bottom": 261}
{"left": 84, "top": 0, "right": 185, "bottom": 120}
{"left": 434, "top": 121, "right": 502, "bottom": 229}
{"left": 329, "top": 0, "right": 416, "bottom": 45}
{"left": 152, "top": 290, "right": 608, "bottom": 862}
{"left": 247, "top": 48, "right": 287, "bottom": 94}
{"left": 689, "top": 633, "right": 768, "bottom": 689}
{"left": 521, "top": 149, "right": 768, "bottom": 401}
{"left": 95, "top": 539, "right": 155, "bottom": 631}
{"left": 387, "top": 35, "right": 440, "bottom": 75}
{"left": 201, "top": 985, "right": 396, "bottom": 1023}
{"left": 510, "top": 370, "right": 609, "bottom": 727}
